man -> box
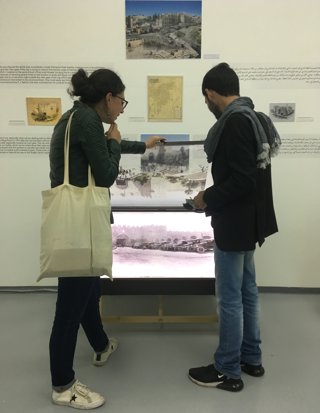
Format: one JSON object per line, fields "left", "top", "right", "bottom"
{"left": 188, "top": 63, "right": 281, "bottom": 392}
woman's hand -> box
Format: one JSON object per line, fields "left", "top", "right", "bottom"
{"left": 145, "top": 135, "right": 166, "bottom": 149}
{"left": 105, "top": 123, "right": 121, "bottom": 144}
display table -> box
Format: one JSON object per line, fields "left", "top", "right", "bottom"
{"left": 100, "top": 278, "right": 217, "bottom": 324}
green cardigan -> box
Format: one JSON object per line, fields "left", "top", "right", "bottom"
{"left": 49, "top": 101, "right": 146, "bottom": 188}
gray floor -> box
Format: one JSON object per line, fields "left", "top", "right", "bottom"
{"left": 0, "top": 292, "right": 319, "bottom": 413}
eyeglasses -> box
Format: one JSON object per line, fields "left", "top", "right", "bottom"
{"left": 114, "top": 95, "right": 128, "bottom": 109}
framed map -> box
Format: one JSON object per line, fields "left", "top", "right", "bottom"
{"left": 148, "top": 76, "right": 183, "bottom": 121}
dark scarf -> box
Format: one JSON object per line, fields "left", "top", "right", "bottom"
{"left": 204, "top": 97, "right": 281, "bottom": 168}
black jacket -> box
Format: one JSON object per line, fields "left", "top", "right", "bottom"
{"left": 203, "top": 113, "right": 278, "bottom": 251}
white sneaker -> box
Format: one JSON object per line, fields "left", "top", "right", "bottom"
{"left": 52, "top": 380, "right": 105, "bottom": 410}
{"left": 93, "top": 337, "right": 118, "bottom": 366}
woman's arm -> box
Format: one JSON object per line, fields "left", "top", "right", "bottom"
{"left": 79, "top": 115, "right": 121, "bottom": 188}
{"left": 120, "top": 135, "right": 165, "bottom": 154}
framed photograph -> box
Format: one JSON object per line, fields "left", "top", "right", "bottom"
{"left": 125, "top": 0, "right": 202, "bottom": 59}
{"left": 26, "top": 97, "right": 61, "bottom": 126}
{"left": 269, "top": 102, "right": 296, "bottom": 122}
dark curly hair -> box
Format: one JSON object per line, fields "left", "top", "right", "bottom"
{"left": 68, "top": 68, "right": 125, "bottom": 104}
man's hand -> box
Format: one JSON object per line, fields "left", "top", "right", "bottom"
{"left": 193, "top": 191, "right": 207, "bottom": 210}
{"left": 145, "top": 136, "right": 166, "bottom": 149}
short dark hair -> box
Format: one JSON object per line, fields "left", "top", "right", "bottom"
{"left": 202, "top": 63, "right": 239, "bottom": 97}
{"left": 68, "top": 68, "right": 125, "bottom": 104}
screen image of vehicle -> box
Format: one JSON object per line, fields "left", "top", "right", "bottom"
{"left": 109, "top": 211, "right": 215, "bottom": 279}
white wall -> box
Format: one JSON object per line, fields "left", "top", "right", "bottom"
{"left": 0, "top": 0, "right": 319, "bottom": 287}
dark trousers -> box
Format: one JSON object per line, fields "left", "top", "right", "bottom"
{"left": 49, "top": 277, "right": 108, "bottom": 387}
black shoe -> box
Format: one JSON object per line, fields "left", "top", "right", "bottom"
{"left": 241, "top": 362, "right": 265, "bottom": 377}
{"left": 188, "top": 364, "right": 244, "bottom": 392}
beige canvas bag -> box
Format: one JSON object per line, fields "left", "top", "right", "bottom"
{"left": 38, "top": 111, "right": 112, "bottom": 281}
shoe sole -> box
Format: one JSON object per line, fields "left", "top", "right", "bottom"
{"left": 188, "top": 374, "right": 243, "bottom": 392}
{"left": 52, "top": 398, "right": 105, "bottom": 410}
{"left": 188, "top": 374, "right": 223, "bottom": 388}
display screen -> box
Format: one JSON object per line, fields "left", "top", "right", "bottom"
{"left": 110, "top": 139, "right": 209, "bottom": 210}
{"left": 108, "top": 211, "right": 215, "bottom": 279}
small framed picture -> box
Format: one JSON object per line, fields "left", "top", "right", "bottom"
{"left": 26, "top": 97, "right": 61, "bottom": 126}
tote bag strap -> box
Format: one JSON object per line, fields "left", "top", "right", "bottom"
{"left": 63, "top": 111, "right": 93, "bottom": 186}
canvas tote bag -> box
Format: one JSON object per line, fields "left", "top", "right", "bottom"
{"left": 38, "top": 111, "right": 112, "bottom": 281}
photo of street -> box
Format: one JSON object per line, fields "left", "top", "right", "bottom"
{"left": 125, "top": 0, "right": 202, "bottom": 59}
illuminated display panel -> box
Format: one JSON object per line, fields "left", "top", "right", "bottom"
{"left": 110, "top": 140, "right": 209, "bottom": 209}
{"left": 109, "top": 211, "right": 215, "bottom": 279}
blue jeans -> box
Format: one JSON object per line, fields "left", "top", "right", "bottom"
{"left": 214, "top": 244, "right": 262, "bottom": 379}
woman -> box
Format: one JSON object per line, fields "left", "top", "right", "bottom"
{"left": 49, "top": 68, "right": 163, "bottom": 409}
